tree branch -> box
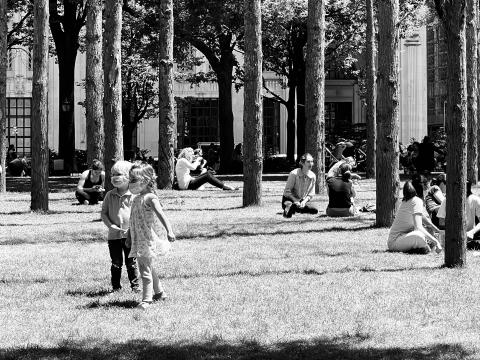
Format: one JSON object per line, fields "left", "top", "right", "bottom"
{"left": 177, "top": 29, "right": 220, "bottom": 70}
{"left": 7, "top": 9, "right": 32, "bottom": 46}
{"left": 262, "top": 77, "right": 287, "bottom": 106}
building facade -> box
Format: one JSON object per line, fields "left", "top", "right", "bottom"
{"left": 5, "top": 28, "right": 428, "bottom": 160}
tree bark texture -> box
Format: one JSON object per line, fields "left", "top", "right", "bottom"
{"left": 305, "top": 0, "right": 325, "bottom": 194}
{"left": 375, "top": 0, "right": 400, "bottom": 227}
{"left": 286, "top": 87, "right": 296, "bottom": 163}
{"left": 158, "top": 0, "right": 175, "bottom": 189}
{"left": 435, "top": 0, "right": 468, "bottom": 268}
{"left": 243, "top": 0, "right": 263, "bottom": 206}
{"left": 0, "top": 0, "right": 7, "bottom": 193}
{"left": 49, "top": 0, "right": 80, "bottom": 174}
{"left": 31, "top": 0, "right": 50, "bottom": 211}
{"left": 365, "top": 0, "right": 377, "bottom": 179}
{"left": 103, "top": 0, "right": 123, "bottom": 191}
{"left": 296, "top": 64, "right": 306, "bottom": 160}
{"left": 86, "top": 0, "right": 104, "bottom": 165}
{"left": 217, "top": 68, "right": 235, "bottom": 174}
{"left": 467, "top": 0, "right": 478, "bottom": 184}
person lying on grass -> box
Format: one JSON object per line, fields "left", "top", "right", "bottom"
{"left": 388, "top": 180, "right": 443, "bottom": 254}
{"left": 282, "top": 153, "right": 318, "bottom": 218}
{"left": 326, "top": 163, "right": 357, "bottom": 217}
{"left": 175, "top": 147, "right": 238, "bottom": 191}
{"left": 101, "top": 160, "right": 140, "bottom": 293}
{"left": 75, "top": 159, "right": 105, "bottom": 205}
{"left": 127, "top": 162, "right": 176, "bottom": 310}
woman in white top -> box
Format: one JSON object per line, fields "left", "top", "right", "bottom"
{"left": 175, "top": 148, "right": 238, "bottom": 191}
{"left": 388, "top": 180, "right": 443, "bottom": 254}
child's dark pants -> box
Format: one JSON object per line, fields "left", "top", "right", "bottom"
{"left": 108, "top": 238, "right": 139, "bottom": 290}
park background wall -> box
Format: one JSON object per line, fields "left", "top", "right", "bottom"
{"left": 5, "top": 26, "right": 432, "bottom": 160}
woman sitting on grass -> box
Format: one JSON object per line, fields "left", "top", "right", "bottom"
{"left": 175, "top": 147, "right": 238, "bottom": 191}
{"left": 75, "top": 159, "right": 105, "bottom": 205}
{"left": 388, "top": 180, "right": 443, "bottom": 254}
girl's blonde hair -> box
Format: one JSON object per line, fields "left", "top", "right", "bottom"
{"left": 129, "top": 161, "right": 157, "bottom": 192}
{"left": 178, "top": 147, "right": 194, "bottom": 161}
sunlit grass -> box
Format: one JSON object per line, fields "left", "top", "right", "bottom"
{"left": 1, "top": 179, "right": 480, "bottom": 359}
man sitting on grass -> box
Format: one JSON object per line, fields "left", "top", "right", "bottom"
{"left": 282, "top": 153, "right": 318, "bottom": 218}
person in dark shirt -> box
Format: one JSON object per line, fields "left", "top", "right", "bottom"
{"left": 326, "top": 163, "right": 356, "bottom": 217}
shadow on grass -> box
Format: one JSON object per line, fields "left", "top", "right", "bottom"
{"left": 162, "top": 264, "right": 441, "bottom": 280}
{"left": 0, "top": 337, "right": 472, "bottom": 360}
{"left": 0, "top": 236, "right": 100, "bottom": 246}
{"left": 167, "top": 206, "right": 244, "bottom": 212}
{"left": 177, "top": 225, "right": 376, "bottom": 241}
{"left": 66, "top": 289, "right": 112, "bottom": 298}
{"left": 83, "top": 299, "right": 138, "bottom": 309}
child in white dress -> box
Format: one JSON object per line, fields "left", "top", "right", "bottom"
{"left": 127, "top": 162, "right": 175, "bottom": 310}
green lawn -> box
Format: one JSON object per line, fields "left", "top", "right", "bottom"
{"left": 1, "top": 179, "right": 480, "bottom": 359}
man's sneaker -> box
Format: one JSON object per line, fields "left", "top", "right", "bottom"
{"left": 136, "top": 301, "right": 151, "bottom": 310}
{"left": 283, "top": 203, "right": 293, "bottom": 218}
{"left": 153, "top": 292, "right": 167, "bottom": 301}
{"left": 82, "top": 200, "right": 89, "bottom": 205}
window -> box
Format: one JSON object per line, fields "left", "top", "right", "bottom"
{"left": 325, "top": 102, "right": 352, "bottom": 133}
{"left": 263, "top": 98, "right": 280, "bottom": 155}
{"left": 7, "top": 50, "right": 13, "bottom": 70}
{"left": 181, "top": 98, "right": 219, "bottom": 147}
{"left": 7, "top": 98, "right": 32, "bottom": 158}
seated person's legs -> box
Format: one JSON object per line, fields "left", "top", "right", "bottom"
{"left": 75, "top": 189, "right": 91, "bottom": 204}
{"left": 296, "top": 202, "right": 319, "bottom": 215}
{"left": 388, "top": 230, "right": 430, "bottom": 253}
{"left": 282, "top": 196, "right": 297, "bottom": 218}
{"left": 326, "top": 206, "right": 355, "bottom": 217}
{"left": 188, "top": 171, "right": 237, "bottom": 190}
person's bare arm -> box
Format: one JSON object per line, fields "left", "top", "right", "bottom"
{"left": 77, "top": 171, "right": 88, "bottom": 191}
{"left": 146, "top": 194, "right": 175, "bottom": 242}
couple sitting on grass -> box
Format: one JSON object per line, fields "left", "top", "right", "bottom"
{"left": 282, "top": 154, "right": 359, "bottom": 218}
{"left": 100, "top": 160, "right": 175, "bottom": 310}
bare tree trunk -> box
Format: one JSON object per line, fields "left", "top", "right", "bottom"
{"left": 296, "top": 68, "right": 306, "bottom": 159}
{"left": 243, "top": 0, "right": 263, "bottom": 206}
{"left": 31, "top": 0, "right": 49, "bottom": 211}
{"left": 217, "top": 67, "right": 235, "bottom": 174}
{"left": 478, "top": 4, "right": 480, "bottom": 179}
{"left": 86, "top": 0, "right": 104, "bottom": 165}
{"left": 366, "top": 0, "right": 376, "bottom": 179}
{"left": 0, "top": 0, "right": 6, "bottom": 193}
{"left": 376, "top": 0, "right": 400, "bottom": 227}
{"left": 158, "top": 0, "right": 175, "bottom": 189}
{"left": 434, "top": 1, "right": 468, "bottom": 268}
{"left": 286, "top": 86, "right": 296, "bottom": 163}
{"left": 103, "top": 0, "right": 123, "bottom": 191}
{"left": 49, "top": 0, "right": 80, "bottom": 174}
{"left": 305, "top": 0, "right": 325, "bottom": 194}
{"left": 467, "top": 0, "right": 478, "bottom": 184}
